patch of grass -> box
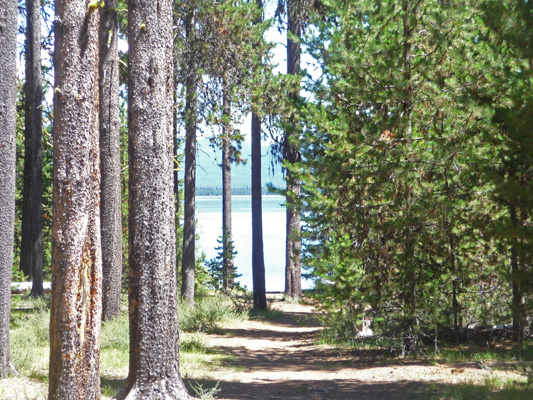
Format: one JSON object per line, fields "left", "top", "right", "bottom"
{"left": 179, "top": 293, "right": 248, "bottom": 332}
{"left": 282, "top": 294, "right": 301, "bottom": 304}
{"left": 101, "top": 377, "right": 126, "bottom": 398}
{"left": 10, "top": 294, "right": 50, "bottom": 312}
{"left": 9, "top": 291, "right": 243, "bottom": 398}
{"left": 180, "top": 346, "right": 239, "bottom": 379}
{"left": 443, "top": 377, "right": 533, "bottom": 400}
{"left": 250, "top": 307, "right": 284, "bottom": 322}
{"left": 180, "top": 330, "right": 247, "bottom": 380}
{"left": 10, "top": 298, "right": 50, "bottom": 378}
{"left": 432, "top": 342, "right": 533, "bottom": 365}
{"left": 180, "top": 332, "right": 211, "bottom": 354}
{"left": 177, "top": 294, "right": 251, "bottom": 380}
{"left": 100, "top": 311, "right": 129, "bottom": 377}
{"left": 0, "top": 377, "right": 48, "bottom": 400}
{"left": 101, "top": 311, "right": 129, "bottom": 352}
{"left": 189, "top": 380, "right": 220, "bottom": 400}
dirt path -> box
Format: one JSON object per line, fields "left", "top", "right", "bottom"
{"left": 1, "top": 300, "right": 527, "bottom": 399}
{"left": 191, "top": 301, "right": 527, "bottom": 400}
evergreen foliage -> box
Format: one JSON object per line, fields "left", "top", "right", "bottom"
{"left": 4, "top": 0, "right": 533, "bottom": 390}
{"left": 204, "top": 234, "right": 240, "bottom": 291}
{"left": 470, "top": 0, "right": 533, "bottom": 342}
{"left": 297, "top": 0, "right": 532, "bottom": 350}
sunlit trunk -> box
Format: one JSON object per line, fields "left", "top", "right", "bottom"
{"left": 49, "top": 0, "right": 102, "bottom": 396}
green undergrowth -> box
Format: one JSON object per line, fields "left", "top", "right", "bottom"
{"left": 315, "top": 312, "right": 533, "bottom": 366}
{"left": 431, "top": 343, "right": 533, "bottom": 364}
{"left": 9, "top": 291, "right": 248, "bottom": 399}
{"left": 312, "top": 308, "right": 533, "bottom": 398}
{"left": 186, "top": 380, "right": 221, "bottom": 400}
{"left": 10, "top": 295, "right": 51, "bottom": 381}
{"left": 249, "top": 306, "right": 284, "bottom": 322}
{"left": 178, "top": 291, "right": 248, "bottom": 332}
{"left": 441, "top": 375, "right": 533, "bottom": 400}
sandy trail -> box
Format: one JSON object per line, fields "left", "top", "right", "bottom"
{"left": 1, "top": 300, "right": 527, "bottom": 399}
{"left": 193, "top": 301, "right": 526, "bottom": 400}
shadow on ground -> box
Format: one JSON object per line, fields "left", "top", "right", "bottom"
{"left": 210, "top": 321, "right": 431, "bottom": 374}
{"left": 185, "top": 377, "right": 533, "bottom": 400}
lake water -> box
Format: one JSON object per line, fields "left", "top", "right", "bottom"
{"left": 196, "top": 195, "right": 310, "bottom": 292}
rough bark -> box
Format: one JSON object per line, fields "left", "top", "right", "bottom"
{"left": 48, "top": 0, "right": 102, "bottom": 398}
{"left": 251, "top": 0, "right": 266, "bottom": 311}
{"left": 116, "top": 0, "right": 193, "bottom": 398}
{"left": 284, "top": 0, "right": 302, "bottom": 300}
{"left": 99, "top": 0, "right": 122, "bottom": 321}
{"left": 0, "top": 0, "right": 18, "bottom": 378}
{"left": 173, "top": 0, "right": 181, "bottom": 286}
{"left": 20, "top": 0, "right": 44, "bottom": 296}
{"left": 181, "top": 6, "right": 197, "bottom": 305}
{"left": 222, "top": 84, "right": 234, "bottom": 292}
{"left": 284, "top": 159, "right": 302, "bottom": 300}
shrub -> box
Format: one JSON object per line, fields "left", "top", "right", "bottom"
{"left": 179, "top": 293, "right": 246, "bottom": 332}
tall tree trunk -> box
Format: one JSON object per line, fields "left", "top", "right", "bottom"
{"left": 402, "top": 0, "right": 413, "bottom": 137}
{"left": 48, "top": 1, "right": 102, "bottom": 398}
{"left": 0, "top": 0, "right": 18, "bottom": 378}
{"left": 173, "top": 0, "right": 181, "bottom": 284}
{"left": 99, "top": 0, "right": 122, "bottom": 321}
{"left": 181, "top": 6, "right": 198, "bottom": 304}
{"left": 445, "top": 172, "right": 460, "bottom": 330}
{"left": 510, "top": 201, "right": 523, "bottom": 342}
{"left": 449, "top": 218, "right": 462, "bottom": 330}
{"left": 117, "top": 0, "right": 192, "bottom": 397}
{"left": 252, "top": 113, "right": 266, "bottom": 309}
{"left": 451, "top": 233, "right": 460, "bottom": 330}
{"left": 222, "top": 82, "right": 234, "bottom": 292}
{"left": 251, "top": 0, "right": 266, "bottom": 311}
{"left": 285, "top": 0, "right": 302, "bottom": 300}
{"left": 401, "top": 0, "right": 416, "bottom": 355}
{"left": 21, "top": 0, "right": 44, "bottom": 296}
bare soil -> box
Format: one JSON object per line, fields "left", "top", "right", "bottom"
{"left": 186, "top": 300, "right": 527, "bottom": 400}
{"left": 1, "top": 299, "right": 527, "bottom": 399}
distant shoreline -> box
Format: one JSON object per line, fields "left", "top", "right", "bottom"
{"left": 196, "top": 194, "right": 285, "bottom": 199}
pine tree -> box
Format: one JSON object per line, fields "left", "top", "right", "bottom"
{"left": 251, "top": 0, "right": 267, "bottom": 310}
{"left": 298, "top": 0, "right": 485, "bottom": 349}
{"left": 283, "top": 0, "right": 309, "bottom": 301}
{"left": 470, "top": 0, "right": 533, "bottom": 342}
{"left": 99, "top": 0, "right": 122, "bottom": 321}
{"left": 180, "top": 0, "right": 199, "bottom": 304}
{"left": 117, "top": 0, "right": 193, "bottom": 397}
{"left": 221, "top": 81, "right": 235, "bottom": 291}
{"left": 0, "top": 0, "right": 18, "bottom": 378}
{"left": 21, "top": 0, "right": 44, "bottom": 296}
{"left": 175, "top": 0, "right": 270, "bottom": 297}
{"left": 48, "top": 0, "right": 103, "bottom": 396}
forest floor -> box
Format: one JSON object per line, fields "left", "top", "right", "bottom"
{"left": 183, "top": 299, "right": 530, "bottom": 400}
{"left": 1, "top": 296, "right": 531, "bottom": 399}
